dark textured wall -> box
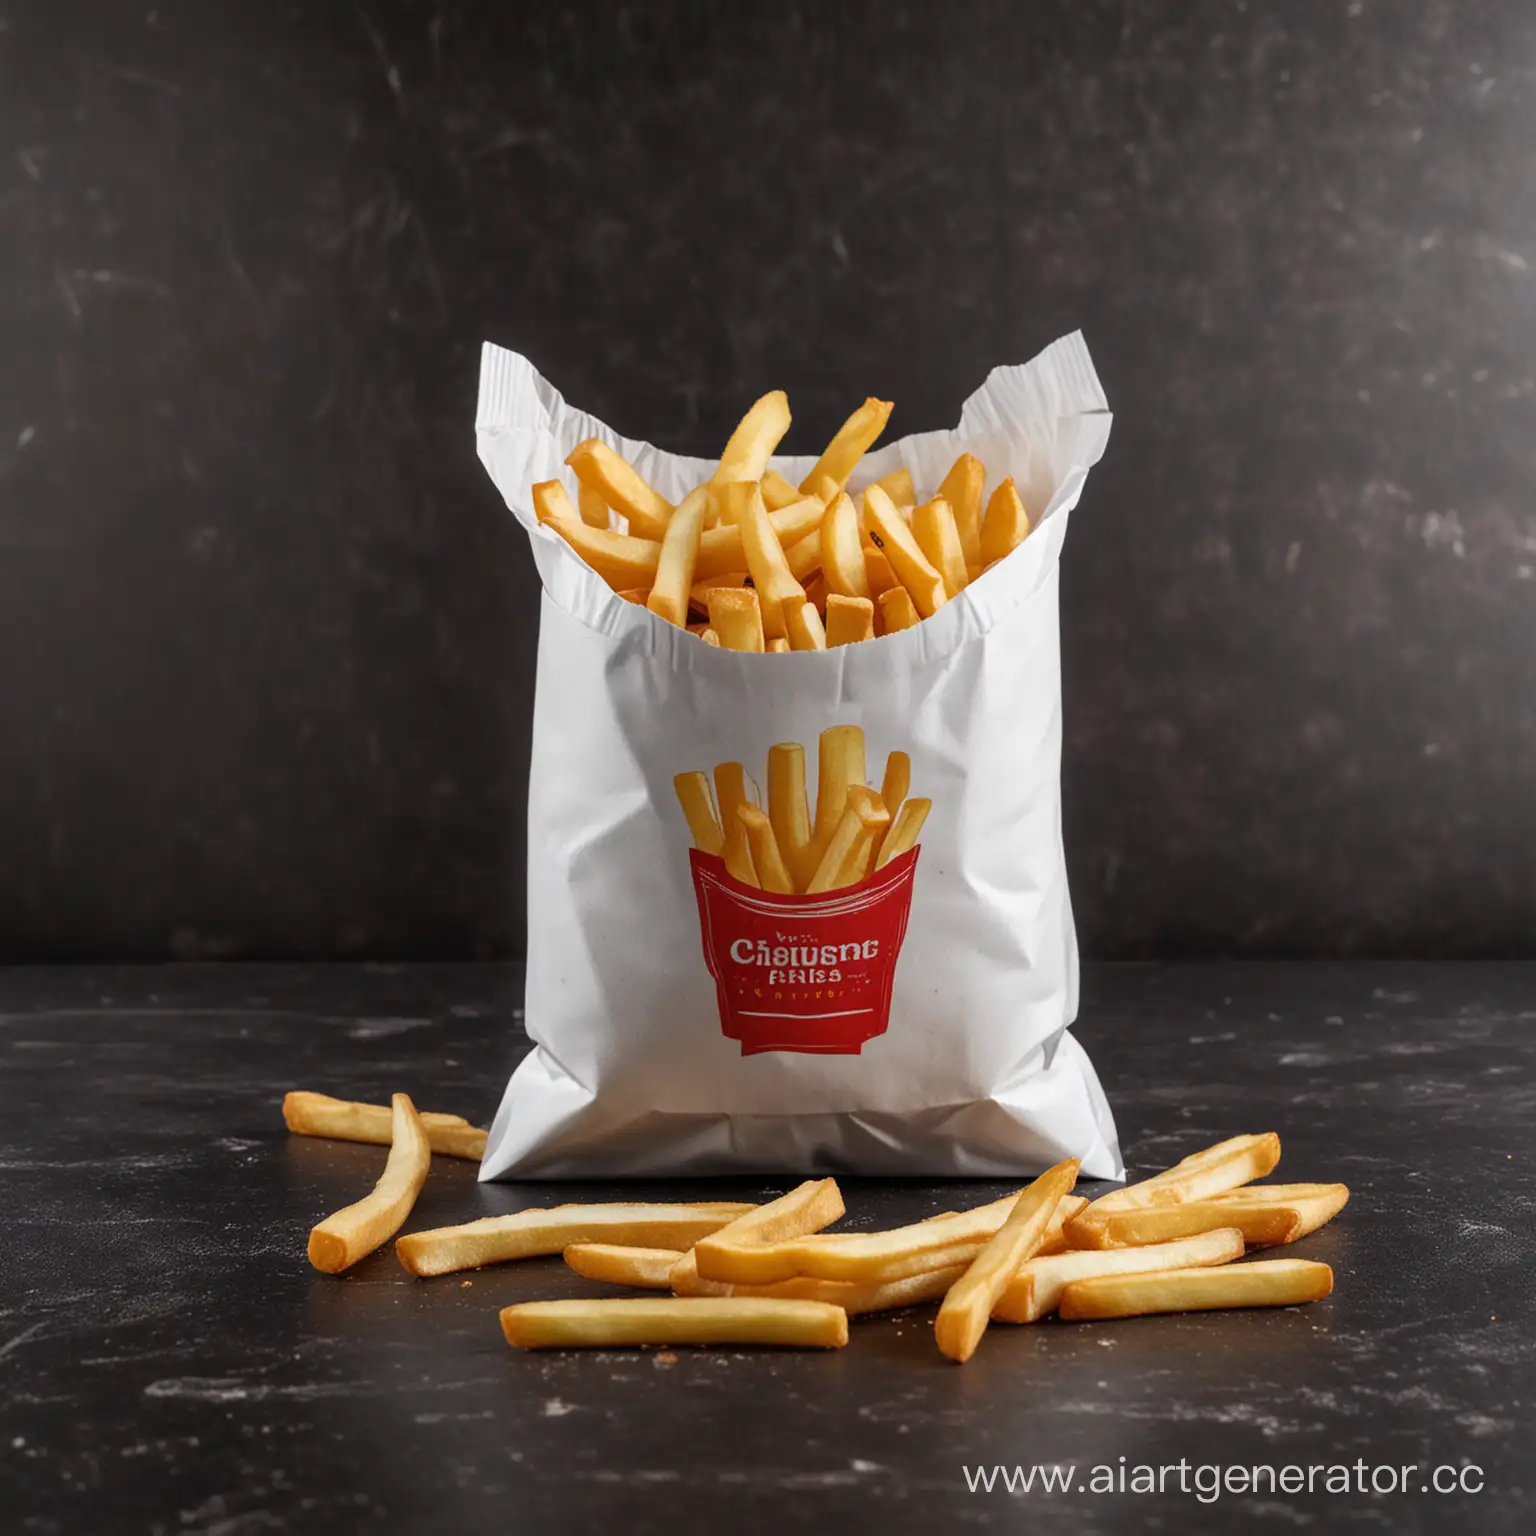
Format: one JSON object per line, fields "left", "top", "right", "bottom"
{"left": 2, "top": 1, "right": 1533, "bottom": 961}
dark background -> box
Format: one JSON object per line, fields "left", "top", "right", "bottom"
{"left": 2, "top": 0, "right": 1532, "bottom": 962}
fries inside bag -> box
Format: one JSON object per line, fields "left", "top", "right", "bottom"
{"left": 476, "top": 333, "right": 1122, "bottom": 1179}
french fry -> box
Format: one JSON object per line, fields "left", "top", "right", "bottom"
{"left": 692, "top": 1178, "right": 846, "bottom": 1275}
{"left": 616, "top": 588, "right": 650, "bottom": 604}
{"left": 824, "top": 594, "right": 875, "bottom": 647}
{"left": 711, "top": 390, "right": 791, "bottom": 499}
{"left": 501, "top": 1297, "right": 848, "bottom": 1351}
{"left": 874, "top": 797, "right": 930, "bottom": 868}
{"left": 995, "top": 1227, "right": 1245, "bottom": 1324}
{"left": 564, "top": 1244, "right": 681, "bottom": 1289}
{"left": 799, "top": 398, "right": 893, "bottom": 493}
{"left": 694, "top": 1190, "right": 1023, "bottom": 1286}
{"left": 308, "top": 1094, "right": 431, "bottom": 1273}
{"left": 980, "top": 477, "right": 1032, "bottom": 567}
{"left": 808, "top": 724, "right": 866, "bottom": 873}
{"left": 1035, "top": 1194, "right": 1090, "bottom": 1256}
{"left": 672, "top": 1251, "right": 967, "bottom": 1315}
{"left": 566, "top": 439, "right": 673, "bottom": 540}
{"left": 715, "top": 760, "right": 759, "bottom": 884}
{"left": 539, "top": 516, "right": 662, "bottom": 591}
{"left": 767, "top": 743, "right": 817, "bottom": 891}
{"left": 396, "top": 1202, "right": 757, "bottom": 1278}
{"left": 673, "top": 771, "right": 725, "bottom": 856}
{"left": 863, "top": 542, "right": 899, "bottom": 596}
{"left": 689, "top": 571, "right": 748, "bottom": 615}
{"left": 767, "top": 637, "right": 790, "bottom": 653}
{"left": 784, "top": 525, "right": 825, "bottom": 584}
{"left": 760, "top": 468, "right": 803, "bottom": 511}
{"left": 692, "top": 499, "right": 824, "bottom": 581}
{"left": 935, "top": 1158, "right": 1080, "bottom": 1362}
{"left": 699, "top": 628, "right": 719, "bottom": 647}
{"left": 1205, "top": 1182, "right": 1351, "bottom": 1243}
{"left": 1078, "top": 1200, "right": 1301, "bottom": 1250}
{"left": 737, "top": 804, "right": 795, "bottom": 893}
{"left": 878, "top": 587, "right": 920, "bottom": 633}
{"left": 823, "top": 785, "right": 888, "bottom": 887}
{"left": 912, "top": 496, "right": 969, "bottom": 597}
{"left": 1066, "top": 1134, "right": 1282, "bottom": 1249}
{"left": 939, "top": 452, "right": 985, "bottom": 578}
{"left": 782, "top": 594, "right": 827, "bottom": 652}
{"left": 865, "top": 486, "right": 947, "bottom": 617}
{"left": 802, "top": 571, "right": 828, "bottom": 616}
{"left": 283, "top": 1091, "right": 488, "bottom": 1161}
{"left": 819, "top": 491, "right": 869, "bottom": 599}
{"left": 646, "top": 486, "right": 708, "bottom": 627}
{"left": 708, "top": 587, "right": 766, "bottom": 653}
{"left": 723, "top": 481, "right": 805, "bottom": 637}
{"left": 532, "top": 479, "right": 578, "bottom": 525}
{"left": 865, "top": 466, "right": 915, "bottom": 510}
{"left": 878, "top": 751, "right": 911, "bottom": 819}
{"left": 722, "top": 818, "right": 760, "bottom": 886}
{"left": 577, "top": 481, "right": 612, "bottom": 530}
{"left": 1058, "top": 1259, "right": 1334, "bottom": 1321}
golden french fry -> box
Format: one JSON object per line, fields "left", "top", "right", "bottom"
{"left": 767, "top": 743, "right": 817, "bottom": 892}
{"left": 865, "top": 466, "right": 915, "bottom": 510}
{"left": 1058, "top": 1259, "right": 1334, "bottom": 1321}
{"left": 577, "top": 481, "right": 612, "bottom": 530}
{"left": 689, "top": 571, "right": 748, "bottom": 615}
{"left": 874, "top": 797, "right": 929, "bottom": 868}
{"left": 692, "top": 499, "right": 824, "bottom": 581}
{"left": 693, "top": 1178, "right": 846, "bottom": 1275}
{"left": 616, "top": 588, "right": 650, "bottom": 604}
{"left": 397, "top": 1202, "right": 757, "bottom": 1278}
{"left": 723, "top": 481, "right": 806, "bottom": 637}
{"left": 698, "top": 627, "right": 720, "bottom": 646}
{"left": 767, "top": 637, "right": 790, "bottom": 653}
{"left": 825, "top": 594, "right": 875, "bottom": 647}
{"left": 673, "top": 771, "right": 725, "bottom": 856}
{"left": 935, "top": 1159, "right": 1079, "bottom": 1362}
{"left": 819, "top": 492, "right": 869, "bottom": 599}
{"left": 308, "top": 1094, "right": 431, "bottom": 1273}
{"left": 820, "top": 785, "right": 887, "bottom": 887}
{"left": 538, "top": 516, "right": 662, "bottom": 591}
{"left": 672, "top": 1251, "right": 967, "bottom": 1315}
{"left": 980, "top": 476, "right": 1032, "bottom": 566}
{"left": 805, "top": 571, "right": 828, "bottom": 614}
{"left": 806, "top": 471, "right": 841, "bottom": 505}
{"left": 863, "top": 542, "right": 899, "bottom": 595}
{"left": 878, "top": 751, "right": 911, "bottom": 820}
{"left": 695, "top": 1190, "right": 1023, "bottom": 1286}
{"left": 565, "top": 439, "right": 673, "bottom": 540}
{"left": 1034, "top": 1194, "right": 1090, "bottom": 1256}
{"left": 283, "top": 1091, "right": 488, "bottom": 1161}
{"left": 722, "top": 815, "right": 760, "bottom": 886}
{"left": 707, "top": 586, "right": 766, "bottom": 653}
{"left": 995, "top": 1227, "right": 1246, "bottom": 1324}
{"left": 564, "top": 1244, "right": 682, "bottom": 1289}
{"left": 865, "top": 486, "right": 947, "bottom": 616}
{"left": 646, "top": 486, "right": 708, "bottom": 627}
{"left": 1205, "top": 1183, "right": 1350, "bottom": 1244}
{"left": 784, "top": 525, "right": 825, "bottom": 584}
{"left": 1077, "top": 1200, "right": 1301, "bottom": 1250}
{"left": 532, "top": 479, "right": 578, "bottom": 525}
{"left": 712, "top": 391, "right": 792, "bottom": 497}
{"left": 1066, "top": 1134, "right": 1282, "bottom": 1248}
{"left": 808, "top": 724, "right": 866, "bottom": 874}
{"left": 782, "top": 595, "right": 827, "bottom": 652}
{"left": 737, "top": 804, "right": 795, "bottom": 893}
{"left": 759, "top": 468, "right": 803, "bottom": 511}
{"left": 939, "top": 453, "right": 985, "bottom": 578}
{"left": 912, "top": 496, "right": 969, "bottom": 597}
{"left": 878, "top": 587, "right": 920, "bottom": 633}
{"left": 501, "top": 1297, "right": 848, "bottom": 1351}
{"left": 714, "top": 762, "right": 755, "bottom": 826}
{"left": 799, "top": 398, "right": 893, "bottom": 493}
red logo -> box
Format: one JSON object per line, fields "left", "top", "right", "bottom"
{"left": 689, "top": 847, "right": 920, "bottom": 1055}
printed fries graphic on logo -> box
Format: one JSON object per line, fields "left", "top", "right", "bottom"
{"left": 674, "top": 725, "right": 929, "bottom": 1055}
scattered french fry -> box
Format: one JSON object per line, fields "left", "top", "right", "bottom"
{"left": 800, "top": 398, "right": 893, "bottom": 493}
{"left": 939, "top": 452, "right": 985, "bottom": 578}
{"left": 646, "top": 486, "right": 708, "bottom": 627}
{"left": 566, "top": 439, "right": 673, "bottom": 540}
{"left": 1058, "top": 1260, "right": 1334, "bottom": 1321}
{"left": 673, "top": 770, "right": 725, "bottom": 856}
{"left": 1078, "top": 1200, "right": 1301, "bottom": 1250}
{"left": 671, "top": 1251, "right": 967, "bottom": 1316}
{"left": 308, "top": 1094, "right": 432, "bottom": 1274}
{"left": 1205, "top": 1182, "right": 1351, "bottom": 1243}
{"left": 865, "top": 486, "right": 947, "bottom": 617}
{"left": 501, "top": 1297, "right": 848, "bottom": 1351}
{"left": 283, "top": 1091, "right": 488, "bottom": 1161}
{"left": 980, "top": 477, "right": 1031, "bottom": 566}
{"left": 825, "top": 594, "right": 875, "bottom": 647}
{"left": 912, "top": 496, "right": 969, "bottom": 597}
{"left": 397, "top": 1202, "right": 757, "bottom": 1278}
{"left": 692, "top": 1179, "right": 846, "bottom": 1275}
{"left": 995, "top": 1227, "right": 1246, "bottom": 1324}
{"left": 564, "top": 1244, "right": 682, "bottom": 1289}
{"left": 708, "top": 586, "right": 766, "bottom": 653}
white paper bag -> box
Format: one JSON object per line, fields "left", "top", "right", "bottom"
{"left": 475, "top": 333, "right": 1122, "bottom": 1180}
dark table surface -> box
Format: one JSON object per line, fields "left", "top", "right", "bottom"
{"left": 3, "top": 963, "right": 1532, "bottom": 1534}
